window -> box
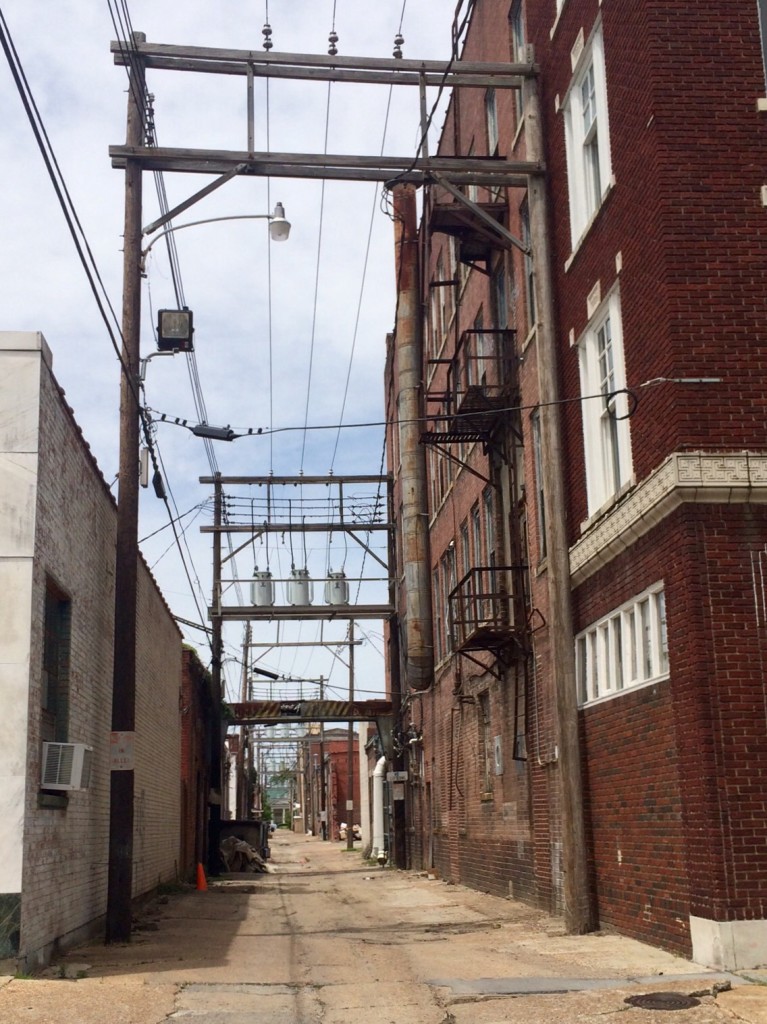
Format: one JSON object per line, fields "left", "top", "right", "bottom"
{"left": 41, "top": 579, "right": 71, "bottom": 743}
{"left": 562, "top": 24, "right": 612, "bottom": 247}
{"left": 577, "top": 289, "right": 632, "bottom": 515}
{"left": 483, "top": 486, "right": 496, "bottom": 567}
{"left": 485, "top": 88, "right": 499, "bottom": 155}
{"left": 531, "top": 408, "right": 547, "bottom": 559}
{"left": 575, "top": 584, "right": 669, "bottom": 706}
{"left": 469, "top": 310, "right": 484, "bottom": 388}
{"left": 509, "top": 1, "right": 526, "bottom": 124}
{"left": 471, "top": 503, "right": 482, "bottom": 564}
{"left": 467, "top": 141, "right": 479, "bottom": 203}
{"left": 478, "top": 691, "right": 492, "bottom": 794}
{"left": 433, "top": 568, "right": 443, "bottom": 662}
{"left": 441, "top": 547, "right": 457, "bottom": 655}
{"left": 492, "top": 261, "right": 508, "bottom": 329}
{"left": 520, "top": 197, "right": 536, "bottom": 330}
{"left": 430, "top": 254, "right": 446, "bottom": 355}
{"left": 759, "top": 0, "right": 767, "bottom": 88}
{"left": 460, "top": 521, "right": 470, "bottom": 578}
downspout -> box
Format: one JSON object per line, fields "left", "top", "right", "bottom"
{"left": 392, "top": 184, "right": 433, "bottom": 693}
{"left": 372, "top": 755, "right": 387, "bottom": 864}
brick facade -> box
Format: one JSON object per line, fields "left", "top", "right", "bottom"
{"left": 307, "top": 732, "right": 360, "bottom": 841}
{"left": 0, "top": 332, "right": 183, "bottom": 968}
{"left": 386, "top": 0, "right": 767, "bottom": 967}
{"left": 180, "top": 647, "right": 215, "bottom": 882}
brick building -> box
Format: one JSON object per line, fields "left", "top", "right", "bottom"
{"left": 0, "top": 331, "right": 183, "bottom": 968}
{"left": 385, "top": 0, "right": 767, "bottom": 968}
{"left": 180, "top": 647, "right": 216, "bottom": 882}
{"left": 307, "top": 730, "right": 360, "bottom": 841}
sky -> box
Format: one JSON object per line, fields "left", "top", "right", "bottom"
{"left": 0, "top": 1, "right": 459, "bottom": 708}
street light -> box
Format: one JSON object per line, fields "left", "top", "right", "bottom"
{"left": 140, "top": 202, "right": 291, "bottom": 272}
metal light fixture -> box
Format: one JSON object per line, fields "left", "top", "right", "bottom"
{"left": 142, "top": 203, "right": 291, "bottom": 268}
{"left": 157, "top": 307, "right": 194, "bottom": 351}
{"left": 268, "top": 202, "right": 291, "bottom": 242}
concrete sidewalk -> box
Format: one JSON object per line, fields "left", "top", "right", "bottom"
{"left": 0, "top": 832, "right": 765, "bottom": 1024}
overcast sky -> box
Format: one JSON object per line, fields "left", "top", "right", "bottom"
{"left": 0, "top": 1, "right": 458, "bottom": 706}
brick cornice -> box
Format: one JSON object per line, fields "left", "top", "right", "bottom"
{"left": 570, "top": 452, "right": 767, "bottom": 584}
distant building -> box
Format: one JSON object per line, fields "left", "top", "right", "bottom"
{"left": 0, "top": 331, "right": 183, "bottom": 968}
{"left": 180, "top": 647, "right": 216, "bottom": 881}
{"left": 386, "top": 1, "right": 767, "bottom": 969}
{"left": 306, "top": 729, "right": 360, "bottom": 841}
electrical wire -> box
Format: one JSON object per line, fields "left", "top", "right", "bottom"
{"left": 149, "top": 387, "right": 640, "bottom": 440}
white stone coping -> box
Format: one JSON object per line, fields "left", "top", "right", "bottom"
{"left": 570, "top": 452, "right": 767, "bottom": 584}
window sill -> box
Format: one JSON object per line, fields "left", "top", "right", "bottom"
{"left": 564, "top": 177, "right": 616, "bottom": 272}
{"left": 580, "top": 475, "right": 636, "bottom": 534}
{"left": 480, "top": 791, "right": 494, "bottom": 803}
{"left": 521, "top": 323, "right": 537, "bottom": 355}
{"left": 578, "top": 674, "right": 669, "bottom": 710}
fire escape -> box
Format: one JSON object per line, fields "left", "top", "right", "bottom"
{"left": 421, "top": 322, "right": 531, "bottom": 678}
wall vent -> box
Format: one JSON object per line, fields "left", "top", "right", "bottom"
{"left": 42, "top": 742, "right": 93, "bottom": 791}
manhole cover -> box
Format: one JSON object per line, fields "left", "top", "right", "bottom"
{"left": 625, "top": 993, "right": 701, "bottom": 1011}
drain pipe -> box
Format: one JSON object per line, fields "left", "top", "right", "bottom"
{"left": 372, "top": 755, "right": 387, "bottom": 864}
{"left": 392, "top": 184, "right": 433, "bottom": 693}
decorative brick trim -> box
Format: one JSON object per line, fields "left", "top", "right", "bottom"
{"left": 570, "top": 452, "right": 767, "bottom": 584}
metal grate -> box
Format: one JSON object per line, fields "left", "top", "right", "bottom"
{"left": 624, "top": 993, "right": 701, "bottom": 1011}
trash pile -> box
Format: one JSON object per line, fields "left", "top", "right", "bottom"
{"left": 338, "top": 823, "right": 362, "bottom": 842}
{"left": 220, "top": 835, "right": 269, "bottom": 872}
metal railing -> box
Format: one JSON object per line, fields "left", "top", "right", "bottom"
{"left": 448, "top": 564, "right": 529, "bottom": 652}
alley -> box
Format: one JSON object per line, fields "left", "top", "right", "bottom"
{"left": 0, "top": 831, "right": 763, "bottom": 1024}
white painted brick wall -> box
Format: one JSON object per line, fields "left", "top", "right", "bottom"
{"left": 4, "top": 334, "right": 182, "bottom": 966}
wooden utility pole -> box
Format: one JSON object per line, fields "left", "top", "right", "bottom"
{"left": 346, "top": 622, "right": 355, "bottom": 850}
{"left": 239, "top": 623, "right": 251, "bottom": 818}
{"left": 319, "top": 675, "right": 327, "bottom": 840}
{"left": 208, "top": 474, "right": 224, "bottom": 871}
{"left": 524, "top": 74, "right": 594, "bottom": 934}
{"left": 106, "top": 32, "right": 145, "bottom": 944}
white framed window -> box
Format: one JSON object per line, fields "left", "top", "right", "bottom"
{"left": 433, "top": 567, "right": 443, "bottom": 662}
{"left": 577, "top": 288, "right": 632, "bottom": 515}
{"left": 576, "top": 584, "right": 669, "bottom": 706}
{"left": 562, "top": 23, "right": 612, "bottom": 247}
{"left": 520, "top": 197, "right": 536, "bottom": 330}
{"left": 759, "top": 0, "right": 767, "bottom": 89}
{"left": 478, "top": 691, "right": 492, "bottom": 794}
{"left": 509, "top": 0, "right": 526, "bottom": 123}
{"left": 441, "top": 547, "right": 457, "bottom": 654}
{"left": 531, "top": 408, "right": 547, "bottom": 559}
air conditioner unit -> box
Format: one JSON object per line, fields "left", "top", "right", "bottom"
{"left": 42, "top": 742, "right": 93, "bottom": 792}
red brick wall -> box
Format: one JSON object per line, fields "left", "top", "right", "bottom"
{"left": 180, "top": 648, "right": 214, "bottom": 881}
{"left": 575, "top": 503, "right": 767, "bottom": 951}
{"left": 526, "top": 0, "right": 767, "bottom": 531}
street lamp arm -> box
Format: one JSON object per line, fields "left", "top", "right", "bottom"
{"left": 141, "top": 205, "right": 291, "bottom": 269}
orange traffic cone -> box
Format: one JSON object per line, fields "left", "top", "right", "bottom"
{"left": 196, "top": 862, "right": 208, "bottom": 891}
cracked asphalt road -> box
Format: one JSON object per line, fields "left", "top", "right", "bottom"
{"left": 0, "top": 830, "right": 762, "bottom": 1024}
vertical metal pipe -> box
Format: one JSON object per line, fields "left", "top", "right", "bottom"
{"left": 523, "top": 73, "right": 594, "bottom": 934}
{"left": 393, "top": 184, "right": 433, "bottom": 692}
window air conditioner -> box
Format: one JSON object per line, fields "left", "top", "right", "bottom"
{"left": 42, "top": 742, "right": 93, "bottom": 791}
